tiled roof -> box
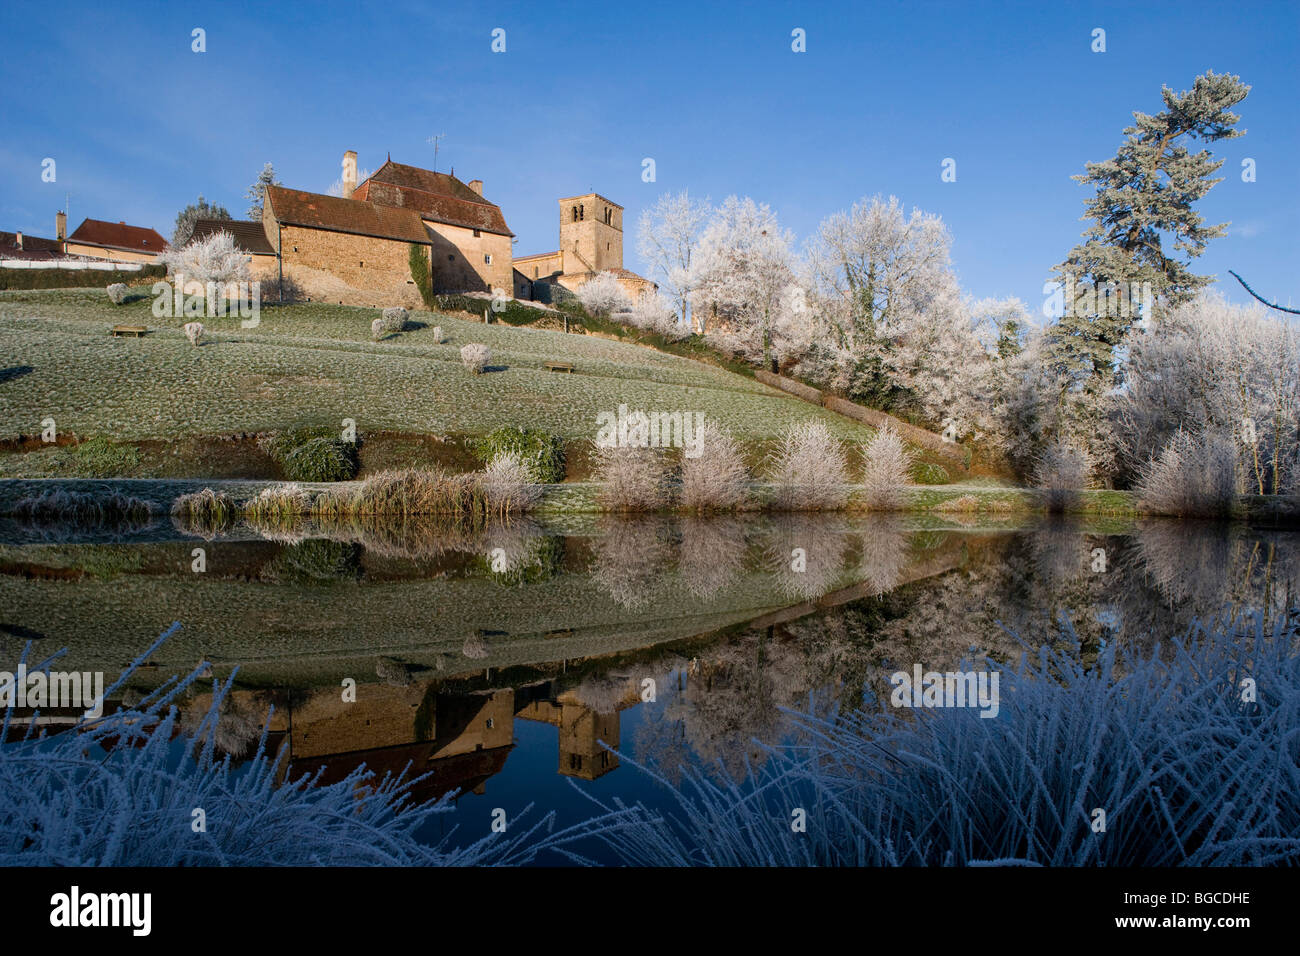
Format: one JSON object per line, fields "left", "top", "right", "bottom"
{"left": 265, "top": 186, "right": 431, "bottom": 244}
{"left": 0, "top": 231, "right": 68, "bottom": 260}
{"left": 67, "top": 218, "right": 167, "bottom": 253}
{"left": 190, "top": 219, "right": 277, "bottom": 256}
{"left": 357, "top": 160, "right": 513, "bottom": 236}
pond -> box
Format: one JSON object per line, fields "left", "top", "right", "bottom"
{"left": 2, "top": 512, "right": 1296, "bottom": 857}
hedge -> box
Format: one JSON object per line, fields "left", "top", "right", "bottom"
{"left": 0, "top": 264, "right": 166, "bottom": 291}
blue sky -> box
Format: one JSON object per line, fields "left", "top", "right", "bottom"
{"left": 1, "top": 0, "right": 1295, "bottom": 316}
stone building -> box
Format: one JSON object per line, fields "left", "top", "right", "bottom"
{"left": 64, "top": 217, "right": 167, "bottom": 262}
{"left": 514, "top": 193, "right": 655, "bottom": 304}
{"left": 258, "top": 150, "right": 515, "bottom": 306}
{"left": 262, "top": 183, "right": 433, "bottom": 308}
{"left": 352, "top": 157, "right": 514, "bottom": 294}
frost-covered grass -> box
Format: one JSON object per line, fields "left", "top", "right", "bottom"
{"left": 549, "top": 611, "right": 1300, "bottom": 866}
{"left": 0, "top": 289, "right": 866, "bottom": 444}
{"left": 0, "top": 627, "right": 549, "bottom": 865}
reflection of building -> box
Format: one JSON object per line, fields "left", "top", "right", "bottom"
{"left": 178, "top": 669, "right": 645, "bottom": 793}
{"left": 516, "top": 679, "right": 640, "bottom": 780}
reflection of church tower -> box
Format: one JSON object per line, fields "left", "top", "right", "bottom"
{"left": 557, "top": 703, "right": 619, "bottom": 780}
{"left": 558, "top": 194, "right": 623, "bottom": 275}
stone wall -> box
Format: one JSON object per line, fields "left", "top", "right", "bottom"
{"left": 274, "top": 223, "right": 425, "bottom": 308}
{"left": 425, "top": 221, "right": 512, "bottom": 294}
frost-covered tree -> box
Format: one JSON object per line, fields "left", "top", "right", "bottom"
{"left": 244, "top": 162, "right": 281, "bottom": 219}
{"left": 801, "top": 196, "right": 961, "bottom": 410}
{"left": 637, "top": 190, "right": 711, "bottom": 332}
{"left": 691, "top": 196, "right": 804, "bottom": 370}
{"left": 1118, "top": 291, "right": 1299, "bottom": 494}
{"left": 1048, "top": 72, "right": 1250, "bottom": 395}
{"left": 161, "top": 230, "right": 251, "bottom": 286}
{"left": 576, "top": 271, "right": 633, "bottom": 318}
{"left": 171, "top": 195, "right": 231, "bottom": 248}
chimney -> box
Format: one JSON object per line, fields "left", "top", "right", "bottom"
{"left": 468, "top": 179, "right": 483, "bottom": 197}
{"left": 56, "top": 211, "right": 66, "bottom": 241}
{"left": 342, "top": 150, "right": 358, "bottom": 200}
{"left": 15, "top": 232, "right": 22, "bottom": 250}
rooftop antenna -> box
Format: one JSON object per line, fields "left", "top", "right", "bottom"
{"left": 427, "top": 132, "right": 445, "bottom": 172}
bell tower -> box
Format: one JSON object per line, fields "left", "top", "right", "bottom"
{"left": 558, "top": 194, "right": 622, "bottom": 274}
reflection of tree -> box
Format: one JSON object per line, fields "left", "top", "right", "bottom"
{"left": 590, "top": 517, "right": 674, "bottom": 609}
{"left": 856, "top": 515, "right": 909, "bottom": 595}
{"left": 760, "top": 515, "right": 851, "bottom": 601}
{"left": 181, "top": 692, "right": 265, "bottom": 757}
{"left": 678, "top": 517, "right": 748, "bottom": 599}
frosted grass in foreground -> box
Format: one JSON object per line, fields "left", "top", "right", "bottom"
{"left": 548, "top": 612, "right": 1300, "bottom": 866}
{"left": 0, "top": 625, "right": 548, "bottom": 866}
{"left": 3, "top": 613, "right": 1297, "bottom": 866}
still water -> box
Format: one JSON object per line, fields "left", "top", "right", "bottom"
{"left": 2, "top": 512, "right": 1296, "bottom": 851}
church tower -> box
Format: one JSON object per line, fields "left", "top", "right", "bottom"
{"left": 558, "top": 193, "right": 623, "bottom": 275}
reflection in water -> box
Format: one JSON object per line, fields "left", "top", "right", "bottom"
{"left": 1, "top": 512, "right": 1296, "bottom": 831}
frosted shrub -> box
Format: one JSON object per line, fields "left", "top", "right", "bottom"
{"left": 1033, "top": 439, "right": 1092, "bottom": 513}
{"left": 629, "top": 291, "right": 686, "bottom": 340}
{"left": 479, "top": 450, "right": 544, "bottom": 513}
{"left": 1137, "top": 429, "right": 1242, "bottom": 518}
{"left": 105, "top": 283, "right": 128, "bottom": 305}
{"left": 371, "top": 307, "right": 407, "bottom": 341}
{"left": 160, "top": 230, "right": 251, "bottom": 286}
{"left": 860, "top": 424, "right": 915, "bottom": 511}
{"left": 767, "top": 420, "right": 849, "bottom": 510}
{"left": 679, "top": 419, "right": 750, "bottom": 511}
{"left": 432, "top": 325, "right": 444, "bottom": 344}
{"left": 461, "top": 343, "right": 490, "bottom": 374}
{"left": 183, "top": 321, "right": 204, "bottom": 346}
{"left": 594, "top": 445, "right": 669, "bottom": 511}
{"left": 576, "top": 271, "right": 632, "bottom": 318}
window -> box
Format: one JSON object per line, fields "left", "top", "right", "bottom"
{"left": 484, "top": 254, "right": 492, "bottom": 265}
{"left": 486, "top": 718, "right": 494, "bottom": 729}
{"left": 292, "top": 246, "right": 298, "bottom": 253}
{"left": 604, "top": 207, "right": 612, "bottom": 225}
{"left": 473, "top": 229, "right": 480, "bottom": 238}
{"left": 533, "top": 267, "right": 538, "bottom": 277}
{"left": 572, "top": 205, "right": 578, "bottom": 222}
{"left": 359, "top": 260, "right": 364, "bottom": 267}
{"left": 448, "top": 254, "right": 454, "bottom": 261}
{"left": 579, "top": 204, "right": 585, "bottom": 220}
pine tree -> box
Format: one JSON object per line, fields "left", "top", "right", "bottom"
{"left": 171, "top": 195, "right": 231, "bottom": 248}
{"left": 1050, "top": 71, "right": 1250, "bottom": 387}
{"left": 245, "top": 163, "right": 281, "bottom": 219}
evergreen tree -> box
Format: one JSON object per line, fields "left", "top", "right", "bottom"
{"left": 245, "top": 162, "right": 281, "bottom": 219}
{"left": 171, "top": 195, "right": 231, "bottom": 248}
{"left": 1050, "top": 71, "right": 1249, "bottom": 387}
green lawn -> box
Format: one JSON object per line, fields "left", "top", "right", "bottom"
{"left": 0, "top": 289, "right": 873, "bottom": 446}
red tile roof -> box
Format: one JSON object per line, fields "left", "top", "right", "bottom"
{"left": 67, "top": 218, "right": 167, "bottom": 253}
{"left": 190, "top": 219, "right": 277, "bottom": 256}
{"left": 0, "top": 231, "right": 68, "bottom": 261}
{"left": 264, "top": 186, "right": 431, "bottom": 244}
{"left": 356, "top": 160, "right": 513, "bottom": 237}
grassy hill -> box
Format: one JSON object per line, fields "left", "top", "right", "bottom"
{"left": 0, "top": 290, "right": 872, "bottom": 462}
